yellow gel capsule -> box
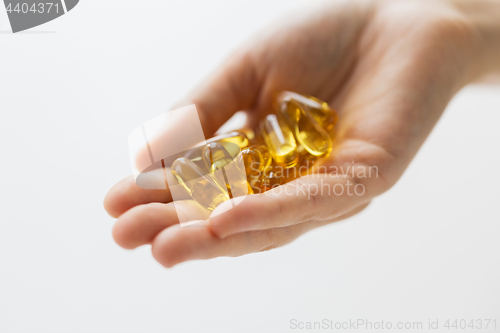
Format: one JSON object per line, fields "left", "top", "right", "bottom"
{"left": 238, "top": 145, "right": 272, "bottom": 177}
{"left": 277, "top": 93, "right": 332, "bottom": 157}
{"left": 260, "top": 114, "right": 298, "bottom": 168}
{"left": 202, "top": 142, "right": 234, "bottom": 172}
{"left": 202, "top": 142, "right": 252, "bottom": 198}
{"left": 258, "top": 145, "right": 272, "bottom": 169}
{"left": 236, "top": 128, "right": 255, "bottom": 141}
{"left": 247, "top": 174, "right": 263, "bottom": 194}
{"left": 171, "top": 157, "right": 229, "bottom": 211}
{"left": 181, "top": 145, "right": 209, "bottom": 171}
{"left": 260, "top": 165, "right": 285, "bottom": 192}
{"left": 305, "top": 96, "right": 338, "bottom": 133}
{"left": 245, "top": 181, "right": 255, "bottom": 195}
{"left": 276, "top": 91, "right": 338, "bottom": 132}
{"left": 207, "top": 131, "right": 249, "bottom": 149}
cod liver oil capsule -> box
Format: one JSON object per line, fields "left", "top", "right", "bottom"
{"left": 207, "top": 131, "right": 249, "bottom": 149}
{"left": 277, "top": 93, "right": 332, "bottom": 157}
{"left": 259, "top": 165, "right": 285, "bottom": 192}
{"left": 260, "top": 114, "right": 299, "bottom": 168}
{"left": 181, "top": 145, "right": 209, "bottom": 171}
{"left": 202, "top": 142, "right": 234, "bottom": 172}
{"left": 171, "top": 157, "right": 229, "bottom": 211}
{"left": 202, "top": 142, "right": 253, "bottom": 198}
{"left": 276, "top": 91, "right": 338, "bottom": 133}
{"left": 238, "top": 145, "right": 272, "bottom": 177}
{"left": 236, "top": 128, "right": 255, "bottom": 141}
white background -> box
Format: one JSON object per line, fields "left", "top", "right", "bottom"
{"left": 0, "top": 1, "right": 499, "bottom": 332}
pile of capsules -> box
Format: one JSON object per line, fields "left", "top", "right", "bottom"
{"left": 171, "top": 91, "right": 338, "bottom": 212}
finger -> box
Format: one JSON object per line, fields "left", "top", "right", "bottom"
{"left": 104, "top": 175, "right": 173, "bottom": 218}
{"left": 208, "top": 157, "right": 381, "bottom": 239}
{"left": 151, "top": 203, "right": 369, "bottom": 268}
{"left": 151, "top": 223, "right": 309, "bottom": 268}
{"left": 112, "top": 200, "right": 210, "bottom": 250}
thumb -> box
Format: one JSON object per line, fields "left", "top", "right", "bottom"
{"left": 207, "top": 162, "right": 380, "bottom": 239}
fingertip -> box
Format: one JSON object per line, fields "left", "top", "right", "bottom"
{"left": 103, "top": 175, "right": 173, "bottom": 218}
{"left": 112, "top": 221, "right": 139, "bottom": 250}
{"left": 111, "top": 203, "right": 179, "bottom": 250}
{"left": 103, "top": 176, "right": 135, "bottom": 218}
{"left": 151, "top": 226, "right": 188, "bottom": 268}
{"left": 151, "top": 222, "right": 212, "bottom": 268}
{"left": 111, "top": 203, "right": 152, "bottom": 250}
{"left": 151, "top": 229, "right": 179, "bottom": 268}
{"left": 104, "top": 190, "right": 121, "bottom": 219}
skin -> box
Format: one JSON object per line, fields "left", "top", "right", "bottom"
{"left": 104, "top": 0, "right": 500, "bottom": 268}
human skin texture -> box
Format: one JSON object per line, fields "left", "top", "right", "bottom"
{"left": 104, "top": 0, "right": 500, "bottom": 268}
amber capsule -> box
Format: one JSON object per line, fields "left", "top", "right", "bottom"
{"left": 202, "top": 142, "right": 234, "bottom": 172}
{"left": 260, "top": 165, "right": 285, "bottom": 192}
{"left": 276, "top": 91, "right": 338, "bottom": 132}
{"left": 207, "top": 131, "right": 249, "bottom": 149}
{"left": 237, "top": 145, "right": 272, "bottom": 177}
{"left": 259, "top": 145, "right": 272, "bottom": 167}
{"left": 202, "top": 142, "right": 253, "bottom": 198}
{"left": 276, "top": 93, "right": 333, "bottom": 158}
{"left": 282, "top": 157, "right": 314, "bottom": 183}
{"left": 181, "top": 145, "right": 209, "bottom": 171}
{"left": 171, "top": 157, "right": 229, "bottom": 211}
{"left": 260, "top": 114, "right": 299, "bottom": 168}
{"left": 306, "top": 97, "right": 338, "bottom": 134}
{"left": 247, "top": 175, "right": 263, "bottom": 194}
{"left": 236, "top": 128, "right": 255, "bottom": 141}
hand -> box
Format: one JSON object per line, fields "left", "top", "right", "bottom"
{"left": 104, "top": 0, "right": 500, "bottom": 267}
